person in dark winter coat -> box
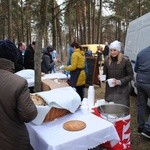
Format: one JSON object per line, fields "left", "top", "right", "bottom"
{"left": 15, "top": 42, "right": 26, "bottom": 72}
{"left": 41, "top": 45, "right": 55, "bottom": 74}
{"left": 134, "top": 46, "right": 150, "bottom": 138}
{"left": 0, "top": 39, "right": 37, "bottom": 150}
{"left": 24, "top": 41, "right": 36, "bottom": 69}
{"left": 103, "top": 40, "right": 133, "bottom": 106}
{"left": 103, "top": 41, "right": 109, "bottom": 59}
{"left": 96, "top": 45, "right": 103, "bottom": 67}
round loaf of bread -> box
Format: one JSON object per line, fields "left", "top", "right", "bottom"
{"left": 63, "top": 120, "right": 86, "bottom": 131}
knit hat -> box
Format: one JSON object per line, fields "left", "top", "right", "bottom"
{"left": 0, "top": 40, "right": 18, "bottom": 62}
{"left": 109, "top": 40, "right": 121, "bottom": 51}
{"left": 47, "top": 45, "right": 53, "bottom": 52}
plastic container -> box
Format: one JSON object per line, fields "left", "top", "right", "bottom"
{"left": 97, "top": 103, "right": 131, "bottom": 150}
{"left": 98, "top": 104, "right": 129, "bottom": 119}
{"left": 87, "top": 86, "right": 95, "bottom": 107}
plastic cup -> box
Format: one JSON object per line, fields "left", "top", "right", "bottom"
{"left": 98, "top": 75, "right": 106, "bottom": 81}
{"left": 107, "top": 78, "right": 115, "bottom": 87}
{"left": 82, "top": 98, "right": 88, "bottom": 105}
{"left": 80, "top": 105, "right": 89, "bottom": 114}
{"left": 98, "top": 99, "right": 106, "bottom": 105}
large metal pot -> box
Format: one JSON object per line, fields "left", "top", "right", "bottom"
{"left": 97, "top": 104, "right": 130, "bottom": 122}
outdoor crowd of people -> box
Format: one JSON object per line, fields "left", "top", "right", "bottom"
{"left": 14, "top": 41, "right": 58, "bottom": 74}
{"left": 0, "top": 38, "right": 150, "bottom": 149}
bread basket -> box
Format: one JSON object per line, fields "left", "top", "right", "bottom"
{"left": 31, "top": 95, "right": 70, "bottom": 122}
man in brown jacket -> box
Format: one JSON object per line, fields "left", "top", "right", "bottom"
{"left": 0, "top": 40, "right": 37, "bottom": 150}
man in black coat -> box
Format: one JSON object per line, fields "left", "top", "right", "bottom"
{"left": 41, "top": 46, "right": 55, "bottom": 74}
{"left": 15, "top": 42, "right": 26, "bottom": 72}
{"left": 24, "top": 41, "right": 36, "bottom": 69}
{"left": 103, "top": 41, "right": 109, "bottom": 59}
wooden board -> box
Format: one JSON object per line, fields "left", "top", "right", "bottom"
{"left": 42, "top": 79, "right": 69, "bottom": 91}
{"left": 63, "top": 120, "right": 86, "bottom": 131}
{"left": 86, "top": 56, "right": 100, "bottom": 86}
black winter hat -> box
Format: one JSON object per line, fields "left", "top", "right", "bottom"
{"left": 0, "top": 39, "right": 18, "bottom": 62}
{"left": 47, "top": 45, "right": 53, "bottom": 52}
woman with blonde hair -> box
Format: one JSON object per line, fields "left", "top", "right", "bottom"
{"left": 103, "top": 40, "right": 133, "bottom": 106}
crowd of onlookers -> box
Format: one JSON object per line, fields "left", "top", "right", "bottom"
{"left": 15, "top": 41, "right": 58, "bottom": 74}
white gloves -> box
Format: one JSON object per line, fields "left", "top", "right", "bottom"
{"left": 59, "top": 65, "right": 64, "bottom": 70}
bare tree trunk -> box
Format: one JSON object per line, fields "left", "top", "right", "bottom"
{"left": 25, "top": 1, "right": 30, "bottom": 45}
{"left": 82, "top": 0, "right": 86, "bottom": 44}
{"left": 138, "top": 0, "right": 141, "bottom": 17}
{"left": 8, "top": 0, "right": 12, "bottom": 40}
{"left": 2, "top": 18, "right": 5, "bottom": 39}
{"left": 96, "top": 0, "right": 102, "bottom": 43}
{"left": 76, "top": 2, "right": 80, "bottom": 41}
{"left": 34, "top": 0, "right": 48, "bottom": 92}
{"left": 21, "top": 0, "right": 24, "bottom": 42}
{"left": 43, "top": 25, "right": 48, "bottom": 48}
{"left": 68, "top": 2, "right": 72, "bottom": 44}
{"left": 115, "top": 0, "right": 121, "bottom": 41}
{"left": 92, "top": 0, "right": 96, "bottom": 43}
{"left": 56, "top": 17, "right": 63, "bottom": 61}
{"left": 52, "top": 0, "right": 56, "bottom": 49}
{"left": 87, "top": 1, "right": 91, "bottom": 44}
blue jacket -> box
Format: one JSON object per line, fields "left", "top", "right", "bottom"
{"left": 134, "top": 46, "right": 150, "bottom": 83}
{"left": 67, "top": 47, "right": 73, "bottom": 66}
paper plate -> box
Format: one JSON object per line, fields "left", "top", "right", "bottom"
{"left": 63, "top": 120, "right": 86, "bottom": 131}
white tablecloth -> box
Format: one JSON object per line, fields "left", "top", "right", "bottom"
{"left": 28, "top": 73, "right": 68, "bottom": 87}
{"left": 26, "top": 111, "right": 120, "bottom": 150}
{"left": 15, "top": 70, "right": 68, "bottom": 87}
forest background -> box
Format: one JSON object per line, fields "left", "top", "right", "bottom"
{"left": 0, "top": 0, "right": 150, "bottom": 91}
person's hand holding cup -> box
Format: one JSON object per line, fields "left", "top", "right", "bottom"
{"left": 107, "top": 78, "right": 121, "bottom": 87}
{"left": 107, "top": 78, "right": 115, "bottom": 87}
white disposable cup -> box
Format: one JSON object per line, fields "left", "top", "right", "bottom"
{"left": 80, "top": 105, "right": 89, "bottom": 114}
{"left": 98, "top": 75, "right": 106, "bottom": 81}
{"left": 88, "top": 86, "right": 95, "bottom": 106}
{"left": 82, "top": 98, "right": 88, "bottom": 105}
{"left": 97, "top": 99, "right": 106, "bottom": 105}
{"left": 107, "top": 78, "right": 115, "bottom": 87}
